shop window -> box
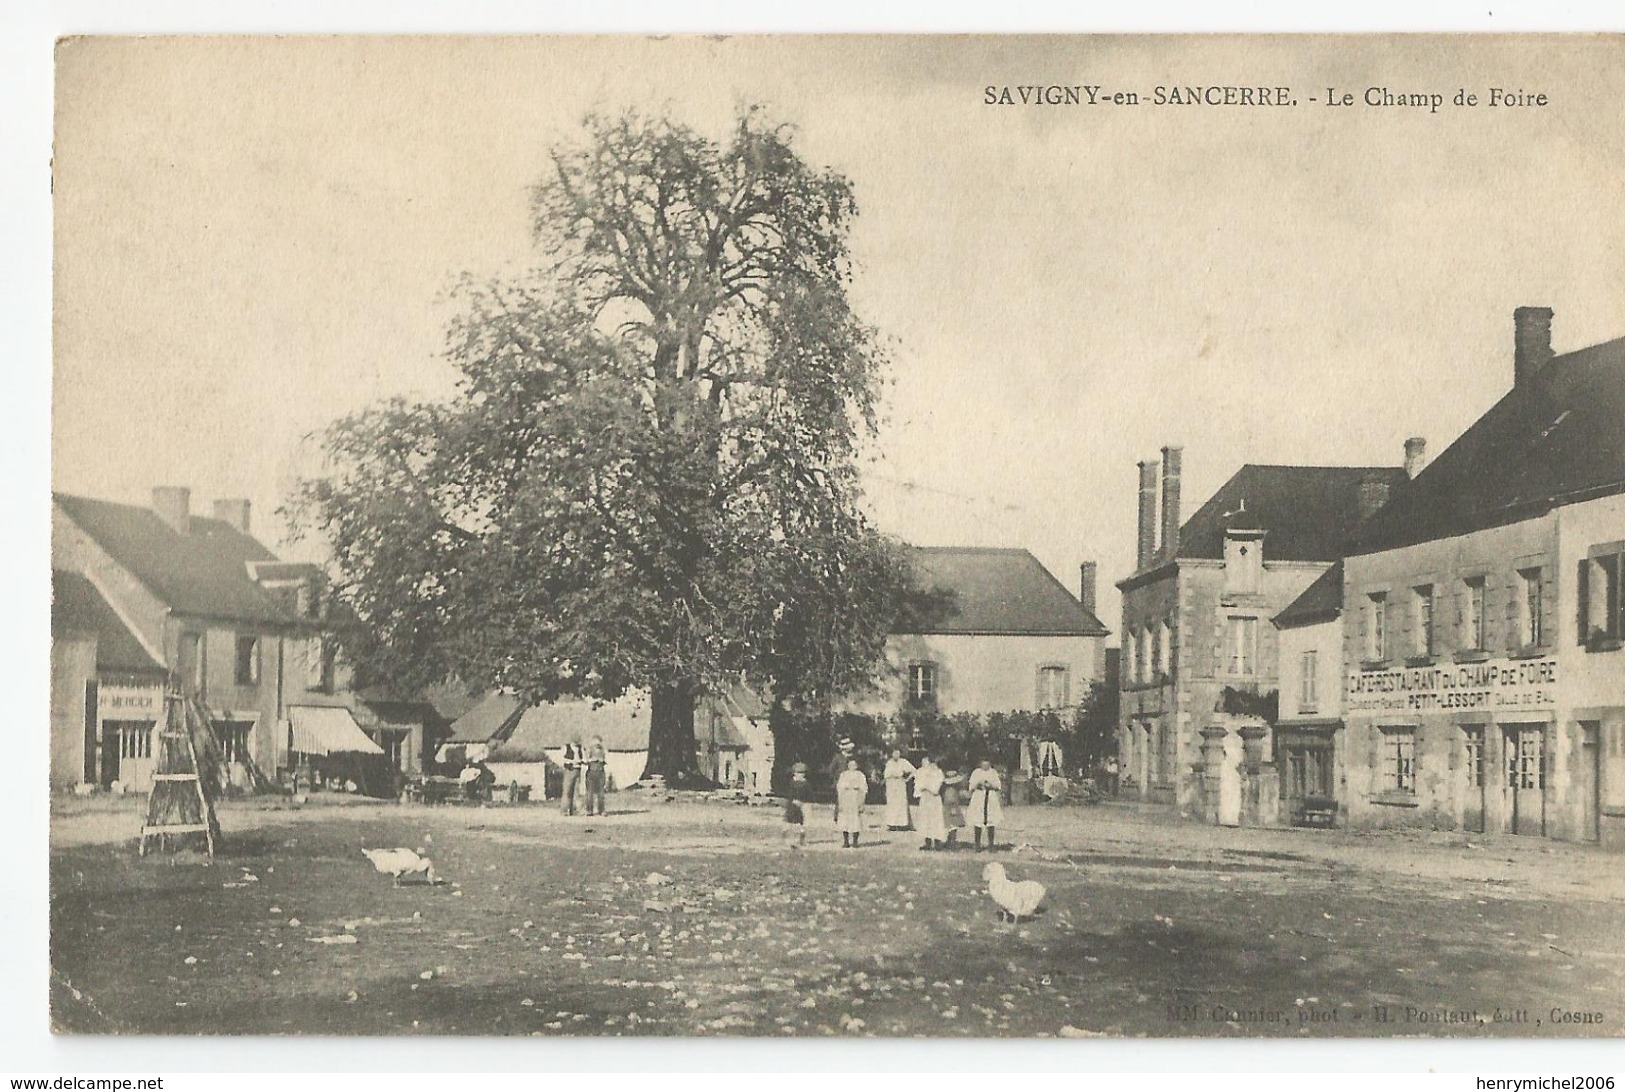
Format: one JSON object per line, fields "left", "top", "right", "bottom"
{"left": 1580, "top": 550, "right": 1624, "bottom": 647}
{"left": 1299, "top": 650, "right": 1319, "bottom": 713}
{"left": 1518, "top": 567, "right": 1544, "bottom": 648}
{"left": 1037, "top": 665, "right": 1070, "bottom": 708}
{"left": 1412, "top": 585, "right": 1435, "bottom": 657}
{"left": 1227, "top": 616, "right": 1257, "bottom": 675}
{"left": 1367, "top": 593, "right": 1389, "bottom": 662}
{"left": 1380, "top": 726, "right": 1415, "bottom": 794}
{"left": 1507, "top": 729, "right": 1546, "bottom": 790}
{"left": 1462, "top": 725, "right": 1485, "bottom": 790}
{"left": 235, "top": 635, "right": 261, "bottom": 686}
{"left": 115, "top": 722, "right": 153, "bottom": 760}
{"left": 216, "top": 721, "right": 253, "bottom": 765}
{"left": 908, "top": 662, "right": 937, "bottom": 705}
{"left": 1462, "top": 576, "right": 1487, "bottom": 652}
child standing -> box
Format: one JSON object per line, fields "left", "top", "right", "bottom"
{"left": 783, "top": 761, "right": 809, "bottom": 848}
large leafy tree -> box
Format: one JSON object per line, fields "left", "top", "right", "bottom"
{"left": 289, "top": 107, "right": 911, "bottom": 784}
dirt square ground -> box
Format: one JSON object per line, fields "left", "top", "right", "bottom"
{"left": 48, "top": 792, "right": 1625, "bottom": 1038}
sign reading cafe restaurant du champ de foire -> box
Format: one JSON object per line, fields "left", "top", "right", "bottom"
{"left": 1348, "top": 657, "right": 1559, "bottom": 716}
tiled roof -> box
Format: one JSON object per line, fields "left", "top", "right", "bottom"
{"left": 1176, "top": 465, "right": 1408, "bottom": 563}
{"left": 899, "top": 547, "right": 1109, "bottom": 637}
{"left": 1348, "top": 336, "right": 1625, "bottom": 554}
{"left": 51, "top": 569, "right": 166, "bottom": 675}
{"left": 1273, "top": 560, "right": 1344, "bottom": 629}
{"left": 448, "top": 692, "right": 651, "bottom": 759}
{"left": 54, "top": 493, "right": 292, "bottom": 625}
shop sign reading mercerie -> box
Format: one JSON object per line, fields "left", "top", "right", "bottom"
{"left": 1347, "top": 657, "right": 1557, "bottom": 715}
{"left": 97, "top": 683, "right": 162, "bottom": 719}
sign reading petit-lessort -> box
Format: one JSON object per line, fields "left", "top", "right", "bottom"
{"left": 1348, "top": 657, "right": 1558, "bottom": 715}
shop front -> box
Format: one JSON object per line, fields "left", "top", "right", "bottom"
{"left": 94, "top": 677, "right": 165, "bottom": 792}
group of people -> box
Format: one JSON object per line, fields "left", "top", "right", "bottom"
{"left": 558, "top": 735, "right": 608, "bottom": 817}
{"left": 788, "top": 748, "right": 1006, "bottom": 851}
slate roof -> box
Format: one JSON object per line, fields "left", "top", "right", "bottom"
{"left": 1175, "top": 465, "right": 1409, "bottom": 563}
{"left": 1348, "top": 336, "right": 1625, "bottom": 555}
{"left": 1273, "top": 560, "right": 1344, "bottom": 629}
{"left": 54, "top": 493, "right": 292, "bottom": 626}
{"left": 51, "top": 569, "right": 166, "bottom": 675}
{"left": 899, "top": 547, "right": 1109, "bottom": 637}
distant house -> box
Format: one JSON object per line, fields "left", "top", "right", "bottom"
{"left": 50, "top": 487, "right": 442, "bottom": 792}
{"left": 1117, "top": 449, "right": 1413, "bottom": 825}
{"left": 848, "top": 546, "right": 1110, "bottom": 718}
{"left": 442, "top": 689, "right": 774, "bottom": 795}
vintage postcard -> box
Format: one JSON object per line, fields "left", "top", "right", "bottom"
{"left": 48, "top": 34, "right": 1625, "bottom": 1040}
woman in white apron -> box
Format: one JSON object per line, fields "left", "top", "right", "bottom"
{"left": 835, "top": 759, "right": 869, "bottom": 848}
{"left": 882, "top": 749, "right": 916, "bottom": 830}
{"left": 912, "top": 755, "right": 947, "bottom": 850}
{"left": 967, "top": 759, "right": 1004, "bottom": 851}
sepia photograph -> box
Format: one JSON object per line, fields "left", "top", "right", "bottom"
{"left": 42, "top": 31, "right": 1625, "bottom": 1045}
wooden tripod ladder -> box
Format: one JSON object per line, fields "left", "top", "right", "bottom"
{"left": 139, "top": 691, "right": 222, "bottom": 857}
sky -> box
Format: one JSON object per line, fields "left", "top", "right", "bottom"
{"left": 51, "top": 34, "right": 1625, "bottom": 630}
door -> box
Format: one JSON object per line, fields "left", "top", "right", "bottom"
{"left": 1579, "top": 722, "right": 1601, "bottom": 843}
{"left": 105, "top": 720, "right": 156, "bottom": 791}
{"left": 1217, "top": 731, "right": 1242, "bottom": 826}
{"left": 1462, "top": 725, "right": 1486, "bottom": 834}
{"left": 1504, "top": 724, "right": 1546, "bottom": 836}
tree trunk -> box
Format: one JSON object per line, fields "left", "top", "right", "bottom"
{"left": 641, "top": 678, "right": 706, "bottom": 787}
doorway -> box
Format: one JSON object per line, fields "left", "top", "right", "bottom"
{"left": 1579, "top": 722, "right": 1601, "bottom": 843}
{"left": 1462, "top": 725, "right": 1486, "bottom": 834}
{"left": 1503, "top": 723, "right": 1546, "bottom": 837}
{"left": 102, "top": 719, "right": 156, "bottom": 791}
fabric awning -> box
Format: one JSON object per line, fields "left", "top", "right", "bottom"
{"left": 288, "top": 705, "right": 384, "bottom": 756}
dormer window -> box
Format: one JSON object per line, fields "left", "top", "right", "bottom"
{"left": 1223, "top": 526, "right": 1265, "bottom": 594}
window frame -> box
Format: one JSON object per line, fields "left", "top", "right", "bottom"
{"left": 1413, "top": 584, "right": 1435, "bottom": 658}
{"left": 234, "top": 634, "right": 261, "bottom": 687}
{"left": 1367, "top": 592, "right": 1389, "bottom": 663}
{"left": 1299, "top": 649, "right": 1319, "bottom": 713}
{"left": 907, "top": 661, "right": 938, "bottom": 705}
{"left": 1379, "top": 725, "right": 1416, "bottom": 795}
{"left": 1036, "top": 664, "right": 1070, "bottom": 709}
{"left": 1462, "top": 575, "right": 1487, "bottom": 653}
{"left": 1518, "top": 567, "right": 1545, "bottom": 649}
{"left": 1227, "top": 615, "right": 1258, "bottom": 676}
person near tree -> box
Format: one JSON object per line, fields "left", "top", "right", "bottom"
{"left": 560, "top": 737, "right": 583, "bottom": 815}
{"left": 583, "top": 735, "right": 608, "bottom": 816}
{"left": 883, "top": 749, "right": 916, "bottom": 831}
{"left": 967, "top": 759, "right": 1004, "bottom": 851}
{"left": 835, "top": 758, "right": 868, "bottom": 848}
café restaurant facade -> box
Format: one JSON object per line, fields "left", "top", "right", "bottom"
{"left": 1340, "top": 311, "right": 1623, "bottom": 849}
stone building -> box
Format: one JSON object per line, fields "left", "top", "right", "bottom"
{"left": 1340, "top": 309, "right": 1624, "bottom": 849}
{"left": 50, "top": 487, "right": 442, "bottom": 792}
{"left": 851, "top": 546, "right": 1109, "bottom": 717}
{"left": 1116, "top": 448, "right": 1411, "bottom": 825}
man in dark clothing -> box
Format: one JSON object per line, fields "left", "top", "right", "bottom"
{"left": 560, "top": 738, "right": 582, "bottom": 815}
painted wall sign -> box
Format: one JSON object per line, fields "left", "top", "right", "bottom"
{"left": 97, "top": 684, "right": 162, "bottom": 720}
{"left": 1348, "top": 657, "right": 1557, "bottom": 715}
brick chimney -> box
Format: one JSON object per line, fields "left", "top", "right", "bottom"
{"left": 1159, "top": 445, "right": 1182, "bottom": 561}
{"left": 1403, "top": 437, "right": 1427, "bottom": 480}
{"left": 213, "top": 498, "right": 251, "bottom": 534}
{"left": 1514, "top": 306, "right": 1554, "bottom": 387}
{"left": 1079, "top": 560, "right": 1098, "bottom": 616}
{"left": 151, "top": 486, "right": 192, "bottom": 535}
{"left": 1356, "top": 472, "right": 1391, "bottom": 521}
{"left": 1136, "top": 459, "right": 1160, "bottom": 570}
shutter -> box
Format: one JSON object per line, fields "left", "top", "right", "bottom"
{"left": 1577, "top": 558, "right": 1591, "bottom": 645}
{"left": 1395, "top": 594, "right": 1413, "bottom": 658}
{"left": 1505, "top": 573, "right": 1521, "bottom": 650}
{"left": 1541, "top": 567, "right": 1556, "bottom": 649}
